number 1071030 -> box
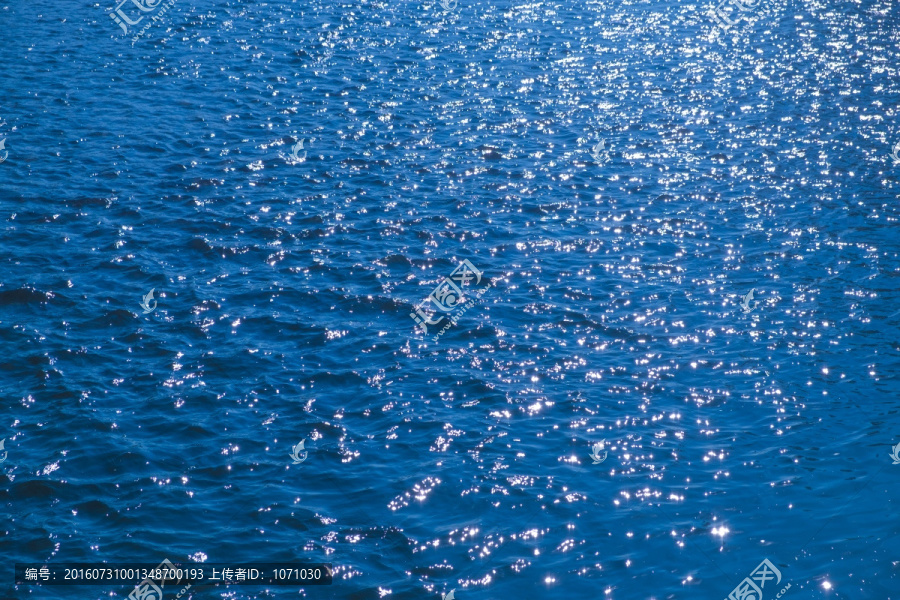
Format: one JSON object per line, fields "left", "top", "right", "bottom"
{"left": 273, "top": 568, "right": 323, "bottom": 581}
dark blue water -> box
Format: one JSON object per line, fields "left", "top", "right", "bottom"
{"left": 2, "top": 0, "right": 900, "bottom": 598}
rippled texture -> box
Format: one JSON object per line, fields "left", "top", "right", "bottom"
{"left": 1, "top": 0, "right": 899, "bottom": 598}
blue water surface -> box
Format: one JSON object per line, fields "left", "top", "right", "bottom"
{"left": 1, "top": 0, "right": 899, "bottom": 598}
